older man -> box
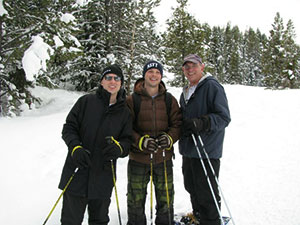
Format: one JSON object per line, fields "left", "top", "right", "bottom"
{"left": 179, "top": 54, "right": 231, "bottom": 225}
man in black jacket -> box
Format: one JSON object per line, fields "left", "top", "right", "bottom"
{"left": 58, "top": 64, "right": 132, "bottom": 225}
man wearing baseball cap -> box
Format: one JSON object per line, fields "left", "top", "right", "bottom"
{"left": 179, "top": 54, "right": 231, "bottom": 225}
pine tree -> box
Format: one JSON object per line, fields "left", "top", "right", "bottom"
{"left": 68, "top": 0, "right": 107, "bottom": 91}
{"left": 241, "top": 28, "right": 264, "bottom": 86}
{"left": 207, "top": 26, "right": 226, "bottom": 82}
{"left": 262, "top": 12, "right": 285, "bottom": 89}
{"left": 221, "top": 23, "right": 242, "bottom": 84}
{"left": 71, "top": 0, "right": 162, "bottom": 93}
{"left": 227, "top": 25, "right": 242, "bottom": 84}
{"left": 162, "top": 0, "right": 204, "bottom": 87}
{"left": 121, "top": 0, "right": 163, "bottom": 94}
{"left": 281, "top": 19, "right": 300, "bottom": 88}
{"left": 43, "top": 0, "right": 83, "bottom": 89}
{"left": 0, "top": 0, "right": 44, "bottom": 116}
{"left": 0, "top": 0, "right": 81, "bottom": 116}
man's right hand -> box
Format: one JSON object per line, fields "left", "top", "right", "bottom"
{"left": 139, "top": 135, "right": 158, "bottom": 153}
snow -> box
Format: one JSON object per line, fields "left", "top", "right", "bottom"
{"left": 2, "top": 0, "right": 300, "bottom": 223}
{"left": 0, "top": 0, "right": 7, "bottom": 16}
{"left": 54, "top": 36, "right": 64, "bottom": 48}
{"left": 1, "top": 84, "right": 300, "bottom": 225}
{"left": 75, "top": 0, "right": 89, "bottom": 7}
{"left": 60, "top": 13, "right": 75, "bottom": 24}
{"left": 22, "top": 35, "right": 54, "bottom": 81}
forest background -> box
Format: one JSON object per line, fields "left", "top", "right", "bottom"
{"left": 1, "top": 0, "right": 300, "bottom": 117}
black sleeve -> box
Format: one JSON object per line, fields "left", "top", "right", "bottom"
{"left": 61, "top": 96, "right": 85, "bottom": 151}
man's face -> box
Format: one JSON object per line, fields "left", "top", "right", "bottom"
{"left": 144, "top": 68, "right": 162, "bottom": 88}
{"left": 100, "top": 73, "right": 121, "bottom": 95}
{"left": 182, "top": 62, "right": 205, "bottom": 86}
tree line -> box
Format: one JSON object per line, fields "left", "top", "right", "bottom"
{"left": 1, "top": 0, "right": 300, "bottom": 116}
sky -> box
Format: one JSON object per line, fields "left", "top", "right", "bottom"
{"left": 1, "top": 0, "right": 299, "bottom": 44}
{"left": 154, "top": 0, "right": 300, "bottom": 44}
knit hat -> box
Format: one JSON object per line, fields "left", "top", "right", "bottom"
{"left": 182, "top": 54, "right": 203, "bottom": 66}
{"left": 100, "top": 64, "right": 124, "bottom": 84}
{"left": 142, "top": 60, "right": 163, "bottom": 78}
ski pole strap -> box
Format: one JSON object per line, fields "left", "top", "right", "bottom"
{"left": 138, "top": 134, "right": 150, "bottom": 151}
{"left": 71, "top": 145, "right": 82, "bottom": 156}
{"left": 110, "top": 136, "right": 124, "bottom": 155}
{"left": 165, "top": 133, "right": 173, "bottom": 151}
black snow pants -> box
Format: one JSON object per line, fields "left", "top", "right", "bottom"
{"left": 61, "top": 192, "right": 111, "bottom": 225}
{"left": 182, "top": 156, "right": 221, "bottom": 225}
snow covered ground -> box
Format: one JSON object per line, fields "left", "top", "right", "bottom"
{"left": 1, "top": 84, "right": 300, "bottom": 225}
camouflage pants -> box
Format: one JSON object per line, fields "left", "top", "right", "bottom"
{"left": 127, "top": 159, "right": 174, "bottom": 225}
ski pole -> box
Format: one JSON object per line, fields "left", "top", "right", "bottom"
{"left": 111, "top": 160, "right": 122, "bottom": 225}
{"left": 105, "top": 136, "right": 122, "bottom": 225}
{"left": 162, "top": 149, "right": 172, "bottom": 225}
{"left": 42, "top": 167, "right": 78, "bottom": 225}
{"left": 195, "top": 134, "right": 236, "bottom": 225}
{"left": 191, "top": 134, "right": 225, "bottom": 225}
{"left": 150, "top": 153, "right": 154, "bottom": 225}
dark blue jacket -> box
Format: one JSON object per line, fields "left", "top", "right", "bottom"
{"left": 179, "top": 76, "right": 231, "bottom": 159}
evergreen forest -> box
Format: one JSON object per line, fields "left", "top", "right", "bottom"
{"left": 1, "top": 0, "right": 300, "bottom": 116}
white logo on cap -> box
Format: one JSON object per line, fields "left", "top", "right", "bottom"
{"left": 103, "top": 69, "right": 112, "bottom": 75}
{"left": 147, "top": 63, "right": 158, "bottom": 69}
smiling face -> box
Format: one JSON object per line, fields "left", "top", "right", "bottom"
{"left": 100, "top": 73, "right": 121, "bottom": 96}
{"left": 182, "top": 62, "right": 205, "bottom": 86}
{"left": 144, "top": 68, "right": 162, "bottom": 88}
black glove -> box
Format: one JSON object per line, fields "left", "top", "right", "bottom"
{"left": 71, "top": 146, "right": 92, "bottom": 168}
{"left": 139, "top": 135, "right": 158, "bottom": 153}
{"left": 182, "top": 116, "right": 210, "bottom": 136}
{"left": 156, "top": 133, "right": 173, "bottom": 150}
{"left": 102, "top": 143, "right": 122, "bottom": 160}
{"left": 103, "top": 136, "right": 123, "bottom": 160}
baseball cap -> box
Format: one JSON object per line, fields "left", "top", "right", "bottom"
{"left": 182, "top": 54, "right": 203, "bottom": 66}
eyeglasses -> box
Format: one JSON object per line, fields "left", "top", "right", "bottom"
{"left": 104, "top": 75, "right": 121, "bottom": 82}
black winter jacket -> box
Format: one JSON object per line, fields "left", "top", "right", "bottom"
{"left": 58, "top": 86, "right": 132, "bottom": 199}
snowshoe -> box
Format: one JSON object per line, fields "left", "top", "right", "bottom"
{"left": 179, "top": 213, "right": 199, "bottom": 225}
{"left": 174, "top": 213, "right": 231, "bottom": 225}
{"left": 222, "top": 216, "right": 231, "bottom": 225}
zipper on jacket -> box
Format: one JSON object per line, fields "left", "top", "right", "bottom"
{"left": 152, "top": 98, "right": 157, "bottom": 136}
{"left": 151, "top": 97, "right": 157, "bottom": 164}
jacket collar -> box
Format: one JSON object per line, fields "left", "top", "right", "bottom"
{"left": 96, "top": 85, "right": 126, "bottom": 106}
{"left": 182, "top": 73, "right": 213, "bottom": 103}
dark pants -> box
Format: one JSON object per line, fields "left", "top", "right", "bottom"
{"left": 182, "top": 156, "right": 221, "bottom": 225}
{"left": 61, "top": 192, "right": 111, "bottom": 225}
{"left": 127, "top": 159, "right": 174, "bottom": 225}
